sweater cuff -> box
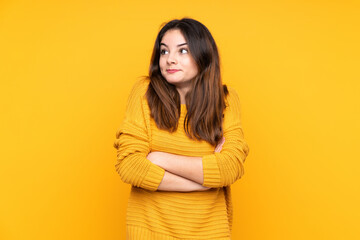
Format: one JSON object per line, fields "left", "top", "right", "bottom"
{"left": 140, "top": 163, "right": 165, "bottom": 191}
{"left": 202, "top": 154, "right": 221, "bottom": 187}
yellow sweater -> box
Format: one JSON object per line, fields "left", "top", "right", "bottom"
{"left": 114, "top": 79, "right": 249, "bottom": 240}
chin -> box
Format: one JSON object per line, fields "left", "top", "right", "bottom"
{"left": 165, "top": 78, "right": 182, "bottom": 85}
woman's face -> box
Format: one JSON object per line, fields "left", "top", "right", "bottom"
{"left": 159, "top": 29, "right": 198, "bottom": 93}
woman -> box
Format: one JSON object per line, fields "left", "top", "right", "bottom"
{"left": 114, "top": 18, "right": 249, "bottom": 240}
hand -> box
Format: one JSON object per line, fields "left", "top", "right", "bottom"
{"left": 197, "top": 185, "right": 211, "bottom": 191}
{"left": 214, "top": 137, "right": 225, "bottom": 153}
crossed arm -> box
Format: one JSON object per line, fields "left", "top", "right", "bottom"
{"left": 116, "top": 111, "right": 248, "bottom": 192}
{"left": 147, "top": 137, "right": 225, "bottom": 192}
{"left": 155, "top": 169, "right": 209, "bottom": 192}
{"left": 115, "top": 81, "right": 248, "bottom": 193}
{"left": 147, "top": 138, "right": 225, "bottom": 191}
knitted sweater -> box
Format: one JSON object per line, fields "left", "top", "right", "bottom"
{"left": 114, "top": 79, "right": 249, "bottom": 240}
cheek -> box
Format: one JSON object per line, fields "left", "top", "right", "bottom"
{"left": 159, "top": 58, "right": 167, "bottom": 71}
{"left": 187, "top": 59, "right": 198, "bottom": 75}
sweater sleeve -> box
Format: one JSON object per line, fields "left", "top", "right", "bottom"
{"left": 114, "top": 79, "right": 165, "bottom": 191}
{"left": 202, "top": 87, "right": 250, "bottom": 188}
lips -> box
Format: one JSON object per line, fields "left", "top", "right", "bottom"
{"left": 166, "top": 69, "right": 180, "bottom": 73}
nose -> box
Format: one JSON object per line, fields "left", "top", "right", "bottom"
{"left": 166, "top": 52, "right": 177, "bottom": 65}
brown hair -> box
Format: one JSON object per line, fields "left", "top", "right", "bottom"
{"left": 146, "top": 18, "right": 228, "bottom": 146}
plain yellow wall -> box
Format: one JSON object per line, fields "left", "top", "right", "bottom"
{"left": 1, "top": 0, "right": 359, "bottom": 239}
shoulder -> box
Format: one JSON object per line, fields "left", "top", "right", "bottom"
{"left": 126, "top": 78, "right": 150, "bottom": 106}
{"left": 124, "top": 78, "right": 151, "bottom": 118}
{"left": 128, "top": 78, "right": 150, "bottom": 100}
{"left": 223, "top": 85, "right": 243, "bottom": 125}
{"left": 225, "top": 85, "right": 241, "bottom": 110}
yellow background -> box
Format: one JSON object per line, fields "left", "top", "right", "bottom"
{"left": 1, "top": 0, "right": 359, "bottom": 239}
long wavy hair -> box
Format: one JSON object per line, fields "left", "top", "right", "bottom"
{"left": 146, "top": 18, "right": 228, "bottom": 146}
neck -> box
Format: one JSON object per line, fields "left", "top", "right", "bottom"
{"left": 174, "top": 81, "right": 192, "bottom": 104}
{"left": 176, "top": 87, "right": 188, "bottom": 104}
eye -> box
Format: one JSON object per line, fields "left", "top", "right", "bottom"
{"left": 160, "top": 49, "right": 169, "bottom": 55}
{"left": 180, "top": 48, "right": 188, "bottom": 54}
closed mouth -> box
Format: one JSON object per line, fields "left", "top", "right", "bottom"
{"left": 166, "top": 69, "right": 180, "bottom": 72}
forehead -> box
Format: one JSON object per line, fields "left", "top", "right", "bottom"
{"left": 160, "top": 29, "right": 186, "bottom": 46}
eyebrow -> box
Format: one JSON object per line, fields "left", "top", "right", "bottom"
{"left": 160, "top": 43, "right": 188, "bottom": 47}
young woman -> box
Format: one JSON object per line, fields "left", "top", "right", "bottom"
{"left": 114, "top": 18, "right": 249, "bottom": 240}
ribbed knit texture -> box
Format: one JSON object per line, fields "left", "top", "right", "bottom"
{"left": 114, "top": 79, "right": 249, "bottom": 240}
